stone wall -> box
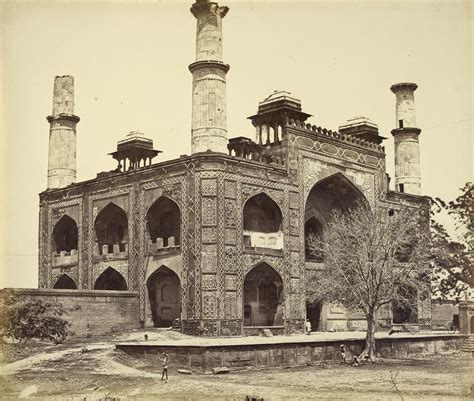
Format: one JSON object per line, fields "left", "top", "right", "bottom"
{"left": 4, "top": 288, "right": 140, "bottom": 337}
{"left": 117, "top": 334, "right": 466, "bottom": 373}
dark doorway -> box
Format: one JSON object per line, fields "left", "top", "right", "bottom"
{"left": 53, "top": 274, "right": 77, "bottom": 289}
{"left": 306, "top": 301, "right": 322, "bottom": 331}
{"left": 243, "top": 263, "right": 283, "bottom": 326}
{"left": 94, "top": 267, "right": 127, "bottom": 290}
{"left": 392, "top": 301, "right": 418, "bottom": 324}
{"left": 146, "top": 197, "right": 181, "bottom": 246}
{"left": 53, "top": 215, "right": 78, "bottom": 253}
{"left": 94, "top": 203, "right": 128, "bottom": 255}
{"left": 147, "top": 266, "right": 181, "bottom": 327}
{"left": 470, "top": 316, "right": 474, "bottom": 334}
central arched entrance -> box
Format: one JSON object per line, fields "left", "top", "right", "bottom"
{"left": 304, "top": 173, "right": 370, "bottom": 331}
{"left": 243, "top": 263, "right": 284, "bottom": 326}
{"left": 147, "top": 266, "right": 181, "bottom": 327}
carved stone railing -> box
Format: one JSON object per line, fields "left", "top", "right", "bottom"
{"left": 286, "top": 118, "right": 384, "bottom": 153}
{"left": 147, "top": 237, "right": 181, "bottom": 255}
{"left": 52, "top": 249, "right": 78, "bottom": 267}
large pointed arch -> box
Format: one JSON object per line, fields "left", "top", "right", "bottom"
{"left": 243, "top": 193, "right": 283, "bottom": 249}
{"left": 94, "top": 267, "right": 127, "bottom": 290}
{"left": 304, "top": 172, "right": 370, "bottom": 260}
{"left": 147, "top": 265, "right": 181, "bottom": 327}
{"left": 146, "top": 196, "right": 181, "bottom": 247}
{"left": 243, "top": 262, "right": 284, "bottom": 326}
{"left": 94, "top": 202, "right": 128, "bottom": 255}
{"left": 53, "top": 274, "right": 77, "bottom": 289}
{"left": 53, "top": 215, "right": 78, "bottom": 253}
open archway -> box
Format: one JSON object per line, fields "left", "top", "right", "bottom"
{"left": 53, "top": 215, "right": 78, "bottom": 253}
{"left": 146, "top": 197, "right": 181, "bottom": 247}
{"left": 243, "top": 193, "right": 283, "bottom": 250}
{"left": 53, "top": 274, "right": 77, "bottom": 289}
{"left": 147, "top": 266, "right": 181, "bottom": 327}
{"left": 243, "top": 263, "right": 284, "bottom": 326}
{"left": 94, "top": 267, "right": 127, "bottom": 290}
{"left": 94, "top": 203, "right": 128, "bottom": 255}
{"left": 304, "top": 173, "right": 369, "bottom": 330}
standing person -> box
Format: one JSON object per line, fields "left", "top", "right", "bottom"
{"left": 161, "top": 352, "right": 169, "bottom": 381}
{"left": 339, "top": 344, "right": 346, "bottom": 364}
{"left": 305, "top": 319, "right": 312, "bottom": 335}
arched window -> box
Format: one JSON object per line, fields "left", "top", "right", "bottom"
{"left": 53, "top": 274, "right": 77, "bottom": 289}
{"left": 305, "top": 217, "right": 324, "bottom": 261}
{"left": 94, "top": 267, "right": 127, "bottom": 290}
{"left": 53, "top": 215, "right": 78, "bottom": 253}
{"left": 94, "top": 203, "right": 128, "bottom": 255}
{"left": 243, "top": 263, "right": 283, "bottom": 326}
{"left": 146, "top": 197, "right": 181, "bottom": 247}
{"left": 147, "top": 266, "right": 181, "bottom": 327}
{"left": 243, "top": 193, "right": 283, "bottom": 249}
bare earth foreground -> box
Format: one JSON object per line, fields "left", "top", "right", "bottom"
{"left": 0, "top": 330, "right": 472, "bottom": 401}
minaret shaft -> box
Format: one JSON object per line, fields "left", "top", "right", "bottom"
{"left": 189, "top": 0, "right": 229, "bottom": 154}
{"left": 390, "top": 83, "right": 421, "bottom": 195}
{"left": 47, "top": 75, "right": 80, "bottom": 189}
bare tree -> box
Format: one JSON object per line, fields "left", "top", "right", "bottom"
{"left": 306, "top": 203, "right": 431, "bottom": 361}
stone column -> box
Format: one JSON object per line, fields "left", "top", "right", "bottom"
{"left": 189, "top": 0, "right": 230, "bottom": 154}
{"left": 47, "top": 75, "right": 80, "bottom": 189}
{"left": 390, "top": 82, "right": 422, "bottom": 195}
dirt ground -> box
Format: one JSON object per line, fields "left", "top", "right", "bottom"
{"left": 0, "top": 331, "right": 472, "bottom": 400}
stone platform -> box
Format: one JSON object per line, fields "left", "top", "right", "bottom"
{"left": 116, "top": 331, "right": 467, "bottom": 373}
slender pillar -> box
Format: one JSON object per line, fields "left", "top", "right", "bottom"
{"left": 47, "top": 75, "right": 80, "bottom": 189}
{"left": 189, "top": 0, "right": 230, "bottom": 154}
{"left": 390, "top": 82, "right": 422, "bottom": 195}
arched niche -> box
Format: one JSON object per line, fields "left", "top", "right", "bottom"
{"left": 94, "top": 203, "right": 128, "bottom": 255}
{"left": 147, "top": 266, "right": 181, "bottom": 327}
{"left": 53, "top": 215, "right": 78, "bottom": 253}
{"left": 305, "top": 217, "right": 324, "bottom": 262}
{"left": 243, "top": 262, "right": 284, "bottom": 326}
{"left": 146, "top": 197, "right": 181, "bottom": 247}
{"left": 243, "top": 193, "right": 283, "bottom": 250}
{"left": 94, "top": 267, "right": 127, "bottom": 290}
{"left": 53, "top": 274, "right": 77, "bottom": 289}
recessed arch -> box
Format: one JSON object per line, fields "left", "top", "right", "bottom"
{"left": 146, "top": 196, "right": 181, "bottom": 247}
{"left": 53, "top": 274, "right": 77, "bottom": 289}
{"left": 243, "top": 262, "right": 284, "bottom": 326}
{"left": 147, "top": 265, "right": 181, "bottom": 327}
{"left": 94, "top": 267, "right": 127, "bottom": 290}
{"left": 305, "top": 216, "right": 324, "bottom": 262}
{"left": 243, "top": 193, "right": 283, "bottom": 249}
{"left": 94, "top": 202, "right": 128, "bottom": 255}
{"left": 53, "top": 215, "right": 78, "bottom": 253}
{"left": 305, "top": 172, "right": 369, "bottom": 211}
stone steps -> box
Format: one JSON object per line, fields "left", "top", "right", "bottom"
{"left": 460, "top": 336, "right": 474, "bottom": 352}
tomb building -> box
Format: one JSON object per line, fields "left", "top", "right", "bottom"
{"left": 38, "top": 0, "right": 431, "bottom": 336}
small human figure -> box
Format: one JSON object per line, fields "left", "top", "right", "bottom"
{"left": 161, "top": 352, "right": 169, "bottom": 381}
{"left": 305, "top": 319, "right": 312, "bottom": 335}
{"left": 144, "top": 334, "right": 148, "bottom": 341}
{"left": 351, "top": 355, "right": 359, "bottom": 367}
{"left": 339, "top": 344, "right": 346, "bottom": 364}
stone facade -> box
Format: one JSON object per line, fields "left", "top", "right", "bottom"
{"left": 37, "top": 0, "right": 431, "bottom": 337}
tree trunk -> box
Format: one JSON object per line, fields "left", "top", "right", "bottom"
{"left": 359, "top": 308, "right": 377, "bottom": 362}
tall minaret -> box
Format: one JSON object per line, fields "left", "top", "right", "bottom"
{"left": 189, "top": 0, "right": 230, "bottom": 154}
{"left": 46, "top": 76, "right": 80, "bottom": 189}
{"left": 390, "top": 83, "right": 422, "bottom": 195}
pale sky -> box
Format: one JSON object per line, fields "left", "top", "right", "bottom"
{"left": 0, "top": 0, "right": 472, "bottom": 288}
